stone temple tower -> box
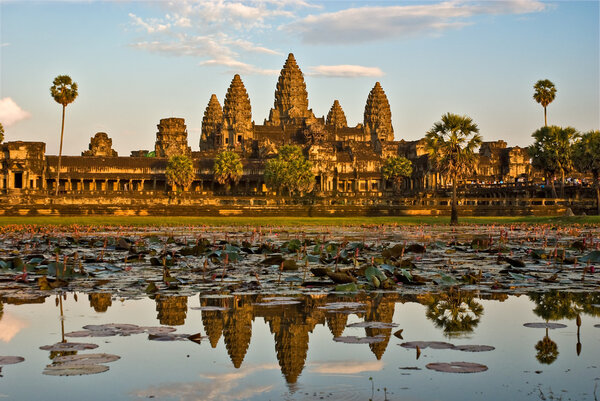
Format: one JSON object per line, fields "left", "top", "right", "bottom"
{"left": 363, "top": 82, "right": 394, "bottom": 142}
{"left": 154, "top": 118, "right": 192, "bottom": 158}
{"left": 326, "top": 100, "right": 348, "bottom": 129}
{"left": 222, "top": 74, "right": 253, "bottom": 150}
{"left": 200, "top": 94, "right": 223, "bottom": 151}
{"left": 267, "top": 53, "right": 315, "bottom": 126}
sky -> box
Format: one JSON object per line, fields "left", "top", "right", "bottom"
{"left": 0, "top": 0, "right": 598, "bottom": 156}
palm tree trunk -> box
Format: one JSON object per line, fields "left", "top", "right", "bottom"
{"left": 544, "top": 106, "right": 547, "bottom": 127}
{"left": 55, "top": 105, "right": 66, "bottom": 196}
{"left": 560, "top": 169, "right": 565, "bottom": 198}
{"left": 450, "top": 174, "right": 458, "bottom": 225}
{"left": 595, "top": 173, "right": 600, "bottom": 216}
{"left": 550, "top": 175, "right": 558, "bottom": 198}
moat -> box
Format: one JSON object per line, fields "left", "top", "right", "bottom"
{"left": 0, "top": 223, "right": 599, "bottom": 400}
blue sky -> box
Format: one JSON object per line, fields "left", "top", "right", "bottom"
{"left": 0, "top": 0, "right": 598, "bottom": 155}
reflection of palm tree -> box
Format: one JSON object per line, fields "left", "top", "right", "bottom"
{"left": 535, "top": 328, "right": 559, "bottom": 364}
{"left": 425, "top": 290, "right": 484, "bottom": 338}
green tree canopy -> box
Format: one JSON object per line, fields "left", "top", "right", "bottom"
{"left": 529, "top": 125, "right": 578, "bottom": 198}
{"left": 50, "top": 75, "right": 78, "bottom": 196}
{"left": 424, "top": 113, "right": 482, "bottom": 225}
{"left": 213, "top": 150, "right": 243, "bottom": 187}
{"left": 165, "top": 155, "right": 195, "bottom": 191}
{"left": 264, "top": 145, "right": 314, "bottom": 196}
{"left": 573, "top": 130, "right": 600, "bottom": 215}
{"left": 533, "top": 79, "right": 557, "bottom": 127}
{"left": 382, "top": 156, "right": 412, "bottom": 191}
{"left": 424, "top": 290, "right": 484, "bottom": 338}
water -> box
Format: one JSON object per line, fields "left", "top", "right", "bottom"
{"left": 1, "top": 291, "right": 598, "bottom": 401}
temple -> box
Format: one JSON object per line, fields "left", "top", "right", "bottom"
{"left": 0, "top": 53, "right": 593, "bottom": 215}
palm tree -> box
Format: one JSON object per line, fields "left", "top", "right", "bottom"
{"left": 573, "top": 130, "right": 600, "bottom": 215}
{"left": 424, "top": 113, "right": 482, "bottom": 225}
{"left": 424, "top": 289, "right": 484, "bottom": 338}
{"left": 0, "top": 122, "right": 4, "bottom": 143}
{"left": 529, "top": 126, "right": 578, "bottom": 198}
{"left": 533, "top": 79, "right": 556, "bottom": 127}
{"left": 165, "top": 155, "right": 195, "bottom": 192}
{"left": 50, "top": 75, "right": 78, "bottom": 195}
{"left": 213, "top": 150, "right": 243, "bottom": 193}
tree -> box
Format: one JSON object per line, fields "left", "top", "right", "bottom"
{"left": 533, "top": 79, "right": 557, "bottom": 127}
{"left": 50, "top": 75, "right": 78, "bottom": 195}
{"left": 529, "top": 126, "right": 578, "bottom": 198}
{"left": 213, "top": 150, "right": 243, "bottom": 191}
{"left": 424, "top": 113, "right": 482, "bottom": 225}
{"left": 424, "top": 289, "right": 484, "bottom": 338}
{"left": 381, "top": 156, "right": 412, "bottom": 192}
{"left": 165, "top": 155, "right": 195, "bottom": 192}
{"left": 573, "top": 130, "right": 600, "bottom": 215}
{"left": 0, "top": 122, "right": 4, "bottom": 143}
{"left": 264, "top": 145, "right": 314, "bottom": 196}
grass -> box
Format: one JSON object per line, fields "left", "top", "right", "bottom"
{"left": 0, "top": 215, "right": 598, "bottom": 227}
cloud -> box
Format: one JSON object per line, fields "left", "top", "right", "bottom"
{"left": 0, "top": 312, "right": 28, "bottom": 343}
{"left": 131, "top": 363, "right": 279, "bottom": 401}
{"left": 127, "top": 0, "right": 309, "bottom": 74}
{"left": 0, "top": 98, "right": 31, "bottom": 127}
{"left": 1, "top": 43, "right": 10, "bottom": 48}
{"left": 310, "top": 360, "right": 384, "bottom": 374}
{"left": 286, "top": 0, "right": 547, "bottom": 44}
{"left": 307, "top": 64, "right": 384, "bottom": 78}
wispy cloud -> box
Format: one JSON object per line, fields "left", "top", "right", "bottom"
{"left": 0, "top": 312, "right": 28, "bottom": 343}
{"left": 0, "top": 97, "right": 31, "bottom": 127}
{"left": 127, "top": 0, "right": 313, "bottom": 74}
{"left": 132, "top": 363, "right": 279, "bottom": 401}
{"left": 310, "top": 360, "right": 384, "bottom": 374}
{"left": 286, "top": 0, "right": 547, "bottom": 44}
{"left": 307, "top": 64, "right": 384, "bottom": 78}
{"left": 0, "top": 43, "right": 10, "bottom": 48}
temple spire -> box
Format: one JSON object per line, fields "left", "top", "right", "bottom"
{"left": 201, "top": 94, "right": 223, "bottom": 150}
{"left": 326, "top": 100, "right": 347, "bottom": 129}
{"left": 267, "top": 53, "right": 314, "bottom": 126}
{"left": 222, "top": 74, "right": 252, "bottom": 149}
{"left": 363, "top": 82, "right": 394, "bottom": 142}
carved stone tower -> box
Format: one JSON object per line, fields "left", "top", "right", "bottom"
{"left": 154, "top": 118, "right": 192, "bottom": 158}
{"left": 222, "top": 74, "right": 253, "bottom": 150}
{"left": 82, "top": 132, "right": 118, "bottom": 157}
{"left": 326, "top": 100, "right": 348, "bottom": 129}
{"left": 364, "top": 82, "right": 394, "bottom": 143}
{"left": 201, "top": 94, "right": 223, "bottom": 151}
{"left": 267, "top": 53, "right": 314, "bottom": 126}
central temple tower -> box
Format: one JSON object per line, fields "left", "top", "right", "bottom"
{"left": 266, "top": 53, "right": 315, "bottom": 126}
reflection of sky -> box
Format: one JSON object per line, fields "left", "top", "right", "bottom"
{"left": 0, "top": 312, "right": 28, "bottom": 342}
{"left": 0, "top": 294, "right": 598, "bottom": 401}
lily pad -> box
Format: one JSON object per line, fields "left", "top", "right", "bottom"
{"left": 333, "top": 335, "right": 386, "bottom": 344}
{"left": 53, "top": 353, "right": 120, "bottom": 364}
{"left": 346, "top": 321, "right": 398, "bottom": 329}
{"left": 0, "top": 356, "right": 25, "bottom": 365}
{"left": 190, "top": 306, "right": 229, "bottom": 311}
{"left": 453, "top": 345, "right": 495, "bottom": 352}
{"left": 523, "top": 322, "right": 567, "bottom": 329}
{"left": 426, "top": 362, "right": 488, "bottom": 373}
{"left": 43, "top": 364, "right": 109, "bottom": 376}
{"left": 39, "top": 342, "right": 99, "bottom": 352}
{"left": 400, "top": 341, "right": 455, "bottom": 350}
{"left": 318, "top": 302, "right": 365, "bottom": 311}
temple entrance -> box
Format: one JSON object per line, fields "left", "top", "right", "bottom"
{"left": 14, "top": 172, "right": 23, "bottom": 189}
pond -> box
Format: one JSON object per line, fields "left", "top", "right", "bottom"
{"left": 0, "top": 291, "right": 599, "bottom": 400}
{"left": 0, "top": 223, "right": 599, "bottom": 400}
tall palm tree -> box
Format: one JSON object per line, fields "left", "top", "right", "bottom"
{"left": 529, "top": 126, "right": 577, "bottom": 198}
{"left": 50, "top": 75, "right": 78, "bottom": 195}
{"left": 424, "top": 113, "right": 482, "bottom": 225}
{"left": 573, "top": 130, "right": 600, "bottom": 215}
{"left": 213, "top": 150, "right": 243, "bottom": 193}
{"left": 533, "top": 79, "right": 556, "bottom": 127}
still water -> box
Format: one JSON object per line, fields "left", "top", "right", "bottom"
{"left": 0, "top": 291, "right": 598, "bottom": 401}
